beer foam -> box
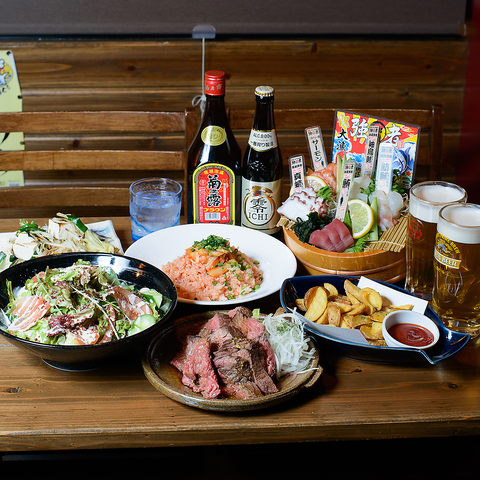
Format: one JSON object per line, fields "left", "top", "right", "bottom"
{"left": 437, "top": 204, "right": 480, "bottom": 244}
{"left": 409, "top": 183, "right": 466, "bottom": 223}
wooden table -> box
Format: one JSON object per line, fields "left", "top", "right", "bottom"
{"left": 1, "top": 217, "right": 479, "bottom": 472}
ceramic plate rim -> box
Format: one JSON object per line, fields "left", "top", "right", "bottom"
{"left": 125, "top": 224, "right": 297, "bottom": 305}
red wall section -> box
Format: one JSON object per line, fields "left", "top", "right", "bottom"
{"left": 457, "top": 0, "right": 480, "bottom": 202}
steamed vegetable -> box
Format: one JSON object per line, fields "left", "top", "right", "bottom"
{"left": 0, "top": 213, "right": 120, "bottom": 272}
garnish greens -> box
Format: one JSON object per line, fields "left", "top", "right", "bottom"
{"left": 316, "top": 186, "right": 334, "bottom": 203}
{"left": 17, "top": 220, "right": 42, "bottom": 234}
{"left": 293, "top": 212, "right": 333, "bottom": 243}
{"left": 360, "top": 169, "right": 407, "bottom": 198}
{"left": 191, "top": 235, "right": 231, "bottom": 252}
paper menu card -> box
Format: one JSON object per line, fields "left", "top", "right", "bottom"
{"left": 0, "top": 49, "right": 25, "bottom": 187}
{"left": 332, "top": 110, "right": 420, "bottom": 191}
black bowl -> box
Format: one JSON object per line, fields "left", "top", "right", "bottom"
{"left": 0, "top": 252, "right": 177, "bottom": 371}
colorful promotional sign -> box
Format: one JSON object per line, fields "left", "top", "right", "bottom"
{"left": 0, "top": 50, "right": 25, "bottom": 187}
{"left": 332, "top": 110, "right": 420, "bottom": 190}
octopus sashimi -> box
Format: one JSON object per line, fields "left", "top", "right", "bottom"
{"left": 110, "top": 286, "right": 153, "bottom": 321}
{"left": 277, "top": 187, "right": 328, "bottom": 222}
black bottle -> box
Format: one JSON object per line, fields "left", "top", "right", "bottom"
{"left": 186, "top": 70, "right": 242, "bottom": 225}
{"left": 241, "top": 86, "right": 283, "bottom": 234}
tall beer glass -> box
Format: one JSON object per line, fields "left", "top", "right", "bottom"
{"left": 405, "top": 181, "right": 467, "bottom": 300}
{"left": 433, "top": 203, "right": 480, "bottom": 337}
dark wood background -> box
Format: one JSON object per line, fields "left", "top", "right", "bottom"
{"left": 1, "top": 1, "right": 476, "bottom": 204}
{"left": 1, "top": 37, "right": 467, "bottom": 179}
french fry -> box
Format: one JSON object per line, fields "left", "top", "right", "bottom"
{"left": 298, "top": 279, "right": 413, "bottom": 345}
{"left": 342, "top": 314, "right": 371, "bottom": 329}
{"left": 323, "top": 283, "right": 339, "bottom": 298}
{"left": 295, "top": 298, "right": 307, "bottom": 311}
{"left": 304, "top": 286, "right": 328, "bottom": 322}
{"left": 349, "top": 303, "right": 367, "bottom": 316}
{"left": 316, "top": 308, "right": 328, "bottom": 324}
{"left": 331, "top": 301, "right": 353, "bottom": 314}
{"left": 330, "top": 294, "right": 351, "bottom": 305}
{"left": 360, "top": 322, "right": 383, "bottom": 340}
{"left": 327, "top": 302, "right": 341, "bottom": 327}
{"left": 361, "top": 287, "right": 383, "bottom": 311}
{"left": 344, "top": 279, "right": 364, "bottom": 304}
{"left": 369, "top": 310, "right": 389, "bottom": 322}
{"left": 367, "top": 339, "right": 387, "bottom": 346}
{"left": 339, "top": 315, "right": 351, "bottom": 328}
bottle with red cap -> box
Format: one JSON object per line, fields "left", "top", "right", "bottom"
{"left": 186, "top": 70, "right": 242, "bottom": 225}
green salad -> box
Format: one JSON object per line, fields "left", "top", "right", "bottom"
{"left": 0, "top": 260, "right": 172, "bottom": 346}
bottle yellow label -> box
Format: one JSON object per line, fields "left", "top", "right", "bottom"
{"left": 201, "top": 126, "right": 226, "bottom": 146}
{"left": 434, "top": 233, "right": 462, "bottom": 269}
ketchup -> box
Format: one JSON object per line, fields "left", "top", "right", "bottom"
{"left": 388, "top": 323, "right": 434, "bottom": 347}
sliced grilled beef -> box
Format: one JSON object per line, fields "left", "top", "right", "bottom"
{"left": 170, "top": 307, "right": 279, "bottom": 400}
{"left": 176, "top": 335, "right": 220, "bottom": 399}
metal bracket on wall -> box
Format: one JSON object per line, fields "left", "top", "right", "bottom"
{"left": 191, "top": 24, "right": 216, "bottom": 115}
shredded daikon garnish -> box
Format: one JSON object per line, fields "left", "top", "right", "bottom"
{"left": 262, "top": 309, "right": 316, "bottom": 379}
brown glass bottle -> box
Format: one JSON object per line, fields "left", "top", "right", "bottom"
{"left": 186, "top": 70, "right": 242, "bottom": 225}
{"left": 241, "top": 86, "right": 283, "bottom": 234}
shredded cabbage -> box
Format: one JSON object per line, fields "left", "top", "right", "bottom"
{"left": 262, "top": 310, "right": 316, "bottom": 379}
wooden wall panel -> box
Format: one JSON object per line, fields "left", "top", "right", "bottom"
{"left": 1, "top": 37, "right": 468, "bottom": 182}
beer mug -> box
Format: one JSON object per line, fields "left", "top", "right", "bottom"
{"left": 433, "top": 203, "right": 480, "bottom": 337}
{"left": 405, "top": 181, "right": 467, "bottom": 300}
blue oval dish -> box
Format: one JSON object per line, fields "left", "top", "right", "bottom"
{"left": 280, "top": 275, "right": 470, "bottom": 364}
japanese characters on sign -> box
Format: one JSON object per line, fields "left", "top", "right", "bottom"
{"left": 305, "top": 126, "right": 328, "bottom": 171}
{"left": 288, "top": 154, "right": 306, "bottom": 193}
{"left": 335, "top": 157, "right": 356, "bottom": 221}
{"left": 332, "top": 110, "right": 420, "bottom": 191}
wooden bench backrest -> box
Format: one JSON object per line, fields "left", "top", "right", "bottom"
{"left": 0, "top": 110, "right": 196, "bottom": 219}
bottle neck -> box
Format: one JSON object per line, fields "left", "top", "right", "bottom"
{"left": 252, "top": 96, "right": 275, "bottom": 131}
{"left": 202, "top": 93, "right": 228, "bottom": 125}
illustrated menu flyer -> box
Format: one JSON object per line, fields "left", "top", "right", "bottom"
{"left": 332, "top": 110, "right": 420, "bottom": 190}
{"left": 0, "top": 50, "right": 25, "bottom": 187}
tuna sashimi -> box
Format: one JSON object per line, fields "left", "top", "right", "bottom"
{"left": 308, "top": 219, "right": 354, "bottom": 253}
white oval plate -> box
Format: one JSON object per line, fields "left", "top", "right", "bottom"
{"left": 125, "top": 223, "right": 297, "bottom": 305}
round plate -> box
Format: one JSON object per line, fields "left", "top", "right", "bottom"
{"left": 142, "top": 311, "right": 322, "bottom": 411}
{"left": 125, "top": 223, "right": 297, "bottom": 306}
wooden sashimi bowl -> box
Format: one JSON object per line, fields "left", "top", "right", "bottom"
{"left": 283, "top": 227, "right": 406, "bottom": 284}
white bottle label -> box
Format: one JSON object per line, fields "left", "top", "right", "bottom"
{"left": 247, "top": 129, "right": 278, "bottom": 152}
{"left": 241, "top": 178, "right": 282, "bottom": 233}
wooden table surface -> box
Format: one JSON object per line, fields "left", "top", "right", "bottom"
{"left": 1, "top": 217, "right": 479, "bottom": 458}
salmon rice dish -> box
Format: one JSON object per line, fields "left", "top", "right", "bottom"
{"left": 161, "top": 235, "right": 263, "bottom": 302}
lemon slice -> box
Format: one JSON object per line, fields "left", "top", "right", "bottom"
{"left": 289, "top": 175, "right": 327, "bottom": 195}
{"left": 347, "top": 198, "right": 374, "bottom": 239}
